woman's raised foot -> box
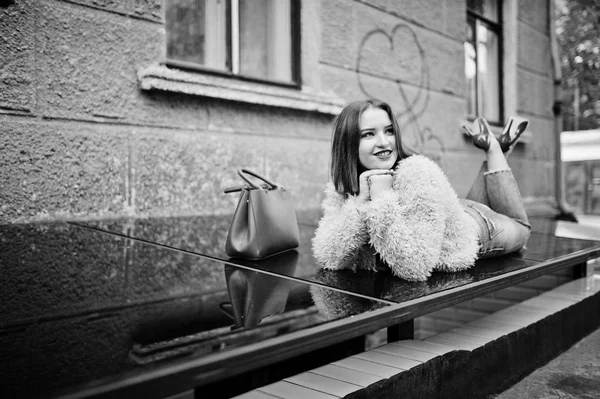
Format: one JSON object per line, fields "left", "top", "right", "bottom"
{"left": 463, "top": 117, "right": 495, "bottom": 152}
{"left": 498, "top": 116, "right": 529, "bottom": 153}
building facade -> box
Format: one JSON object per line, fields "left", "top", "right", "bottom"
{"left": 1, "top": 0, "right": 558, "bottom": 223}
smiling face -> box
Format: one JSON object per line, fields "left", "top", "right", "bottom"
{"left": 358, "top": 107, "right": 398, "bottom": 170}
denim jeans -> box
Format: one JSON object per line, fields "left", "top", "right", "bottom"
{"left": 461, "top": 163, "right": 531, "bottom": 259}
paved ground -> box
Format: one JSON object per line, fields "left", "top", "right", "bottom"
{"left": 493, "top": 325, "right": 600, "bottom": 399}
{"left": 495, "top": 214, "right": 600, "bottom": 399}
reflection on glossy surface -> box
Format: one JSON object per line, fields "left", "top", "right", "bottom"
{"left": 529, "top": 217, "right": 560, "bottom": 235}
{"left": 0, "top": 223, "right": 385, "bottom": 397}
{"left": 76, "top": 216, "right": 600, "bottom": 303}
{"left": 307, "top": 255, "right": 537, "bottom": 304}
{"left": 530, "top": 217, "right": 600, "bottom": 242}
{"left": 75, "top": 216, "right": 600, "bottom": 305}
{"left": 133, "top": 273, "right": 386, "bottom": 365}
{"left": 523, "top": 232, "right": 600, "bottom": 261}
{"left": 75, "top": 215, "right": 232, "bottom": 258}
{"left": 78, "top": 216, "right": 600, "bottom": 278}
{"left": 132, "top": 250, "right": 387, "bottom": 365}
{"left": 222, "top": 251, "right": 299, "bottom": 329}
{"left": 76, "top": 214, "right": 320, "bottom": 260}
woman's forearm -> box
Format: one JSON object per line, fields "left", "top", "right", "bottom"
{"left": 312, "top": 194, "right": 370, "bottom": 270}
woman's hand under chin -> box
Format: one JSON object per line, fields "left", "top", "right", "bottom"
{"left": 369, "top": 173, "right": 394, "bottom": 200}
{"left": 356, "top": 169, "right": 394, "bottom": 204}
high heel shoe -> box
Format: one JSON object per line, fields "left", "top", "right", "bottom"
{"left": 498, "top": 116, "right": 529, "bottom": 152}
{"left": 462, "top": 117, "right": 494, "bottom": 151}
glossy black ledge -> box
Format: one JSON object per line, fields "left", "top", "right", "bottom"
{"left": 4, "top": 216, "right": 599, "bottom": 398}
{"left": 73, "top": 216, "right": 600, "bottom": 303}
{"left": 0, "top": 222, "right": 385, "bottom": 398}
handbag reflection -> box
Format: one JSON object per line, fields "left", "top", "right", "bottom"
{"left": 220, "top": 250, "right": 299, "bottom": 330}
{"left": 224, "top": 169, "right": 299, "bottom": 259}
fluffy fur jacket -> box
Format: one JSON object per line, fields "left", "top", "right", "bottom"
{"left": 312, "top": 155, "right": 480, "bottom": 281}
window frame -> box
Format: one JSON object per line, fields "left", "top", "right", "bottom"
{"left": 466, "top": 2, "right": 504, "bottom": 125}
{"left": 165, "top": 0, "right": 302, "bottom": 89}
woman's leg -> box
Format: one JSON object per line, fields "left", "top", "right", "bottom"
{"left": 473, "top": 202, "right": 531, "bottom": 259}
{"left": 466, "top": 138, "right": 509, "bottom": 207}
{"left": 464, "top": 119, "right": 531, "bottom": 258}
{"left": 466, "top": 127, "right": 529, "bottom": 226}
{"left": 482, "top": 138, "right": 529, "bottom": 226}
{"left": 466, "top": 162, "right": 490, "bottom": 207}
{"left": 465, "top": 119, "right": 510, "bottom": 206}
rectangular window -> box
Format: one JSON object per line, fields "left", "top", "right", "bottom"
{"left": 465, "top": 0, "right": 502, "bottom": 123}
{"left": 166, "top": 0, "right": 300, "bottom": 85}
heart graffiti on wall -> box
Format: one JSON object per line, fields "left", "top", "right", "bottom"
{"left": 355, "top": 24, "right": 445, "bottom": 163}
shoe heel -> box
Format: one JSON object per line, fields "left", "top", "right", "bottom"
{"left": 498, "top": 117, "right": 529, "bottom": 152}
{"left": 466, "top": 117, "right": 494, "bottom": 151}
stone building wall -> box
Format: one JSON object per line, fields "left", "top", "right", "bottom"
{"left": 0, "top": 0, "right": 557, "bottom": 223}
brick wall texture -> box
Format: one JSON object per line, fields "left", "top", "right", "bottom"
{"left": 0, "top": 0, "right": 557, "bottom": 223}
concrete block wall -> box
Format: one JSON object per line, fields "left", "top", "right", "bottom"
{"left": 1, "top": 0, "right": 556, "bottom": 223}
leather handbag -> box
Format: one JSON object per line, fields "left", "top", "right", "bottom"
{"left": 224, "top": 169, "right": 299, "bottom": 259}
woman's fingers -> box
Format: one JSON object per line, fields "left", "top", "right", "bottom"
{"left": 356, "top": 169, "right": 394, "bottom": 203}
{"left": 360, "top": 169, "right": 393, "bottom": 180}
{"left": 359, "top": 170, "right": 393, "bottom": 185}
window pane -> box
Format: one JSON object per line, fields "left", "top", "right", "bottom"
{"left": 467, "top": 0, "right": 483, "bottom": 15}
{"left": 477, "top": 23, "right": 500, "bottom": 122}
{"left": 166, "top": 0, "right": 229, "bottom": 70}
{"left": 467, "top": 0, "right": 499, "bottom": 23}
{"left": 465, "top": 19, "right": 477, "bottom": 116}
{"left": 465, "top": 41, "right": 477, "bottom": 117}
{"left": 482, "top": 0, "right": 499, "bottom": 23}
{"left": 239, "top": 0, "right": 292, "bottom": 81}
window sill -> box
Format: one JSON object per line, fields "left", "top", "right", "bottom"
{"left": 138, "top": 64, "right": 345, "bottom": 115}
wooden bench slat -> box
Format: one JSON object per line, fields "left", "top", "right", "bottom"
{"left": 389, "top": 339, "right": 454, "bottom": 355}
{"left": 310, "top": 364, "right": 384, "bottom": 387}
{"left": 493, "top": 305, "right": 555, "bottom": 322}
{"left": 496, "top": 303, "right": 556, "bottom": 315}
{"left": 231, "top": 390, "right": 282, "bottom": 399}
{"left": 543, "top": 290, "right": 590, "bottom": 302}
{"left": 372, "top": 343, "right": 437, "bottom": 362}
{"left": 450, "top": 326, "right": 506, "bottom": 340}
{"left": 552, "top": 285, "right": 599, "bottom": 297}
{"left": 554, "top": 276, "right": 600, "bottom": 294}
{"left": 353, "top": 350, "right": 422, "bottom": 370}
{"left": 258, "top": 381, "right": 339, "bottom": 399}
{"left": 285, "top": 372, "right": 362, "bottom": 397}
{"left": 483, "top": 310, "right": 544, "bottom": 327}
{"left": 522, "top": 296, "right": 577, "bottom": 311}
{"left": 332, "top": 357, "right": 403, "bottom": 378}
{"left": 466, "top": 318, "right": 520, "bottom": 333}
{"left": 424, "top": 335, "right": 478, "bottom": 351}
{"left": 519, "top": 296, "right": 573, "bottom": 310}
{"left": 436, "top": 331, "right": 491, "bottom": 346}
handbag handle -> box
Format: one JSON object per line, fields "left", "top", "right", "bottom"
{"left": 223, "top": 184, "right": 251, "bottom": 194}
{"left": 237, "top": 169, "right": 279, "bottom": 190}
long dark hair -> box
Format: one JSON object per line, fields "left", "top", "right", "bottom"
{"left": 330, "top": 99, "right": 412, "bottom": 196}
